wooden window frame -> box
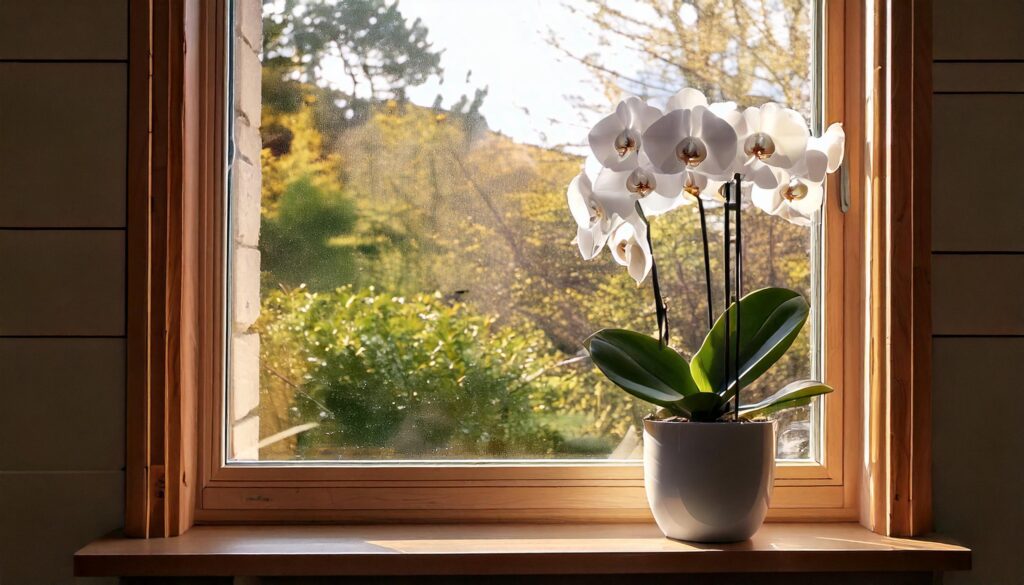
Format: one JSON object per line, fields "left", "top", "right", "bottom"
{"left": 124, "top": 0, "right": 930, "bottom": 537}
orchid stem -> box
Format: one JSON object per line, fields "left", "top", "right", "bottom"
{"left": 697, "top": 197, "right": 714, "bottom": 330}
{"left": 723, "top": 183, "right": 731, "bottom": 414}
{"left": 733, "top": 173, "right": 743, "bottom": 422}
{"left": 636, "top": 202, "right": 669, "bottom": 347}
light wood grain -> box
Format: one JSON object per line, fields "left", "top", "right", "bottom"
{"left": 73, "top": 523, "right": 969, "bottom": 577}
{"left": 198, "top": 485, "right": 842, "bottom": 513}
{"left": 864, "top": 0, "right": 933, "bottom": 537}
{"left": 208, "top": 461, "right": 840, "bottom": 483}
{"left": 137, "top": 0, "right": 870, "bottom": 530}
{"left": 125, "top": 0, "right": 228, "bottom": 538}
{"left": 833, "top": 0, "right": 867, "bottom": 523}
{"left": 194, "top": 0, "right": 864, "bottom": 525}
{"left": 910, "top": 0, "right": 935, "bottom": 538}
{"left": 192, "top": 484, "right": 849, "bottom": 525}
{"left": 892, "top": 0, "right": 934, "bottom": 539}
{"left": 191, "top": 505, "right": 859, "bottom": 525}
{"left": 148, "top": 0, "right": 173, "bottom": 540}
{"left": 865, "top": 0, "right": 889, "bottom": 535}
{"left": 165, "top": 0, "right": 203, "bottom": 540}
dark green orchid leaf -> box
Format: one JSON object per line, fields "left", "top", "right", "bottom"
{"left": 588, "top": 337, "right": 681, "bottom": 406}
{"left": 740, "top": 396, "right": 813, "bottom": 420}
{"left": 586, "top": 329, "right": 700, "bottom": 411}
{"left": 677, "top": 392, "right": 728, "bottom": 422}
{"left": 738, "top": 380, "right": 833, "bottom": 420}
{"left": 690, "top": 287, "right": 809, "bottom": 398}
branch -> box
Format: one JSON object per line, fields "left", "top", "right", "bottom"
{"left": 445, "top": 147, "right": 532, "bottom": 270}
{"left": 263, "top": 364, "right": 336, "bottom": 419}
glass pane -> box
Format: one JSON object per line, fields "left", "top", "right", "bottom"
{"left": 227, "top": 0, "right": 821, "bottom": 462}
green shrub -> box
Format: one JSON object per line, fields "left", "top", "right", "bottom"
{"left": 257, "top": 286, "right": 572, "bottom": 458}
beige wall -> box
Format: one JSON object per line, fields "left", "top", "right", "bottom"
{"left": 229, "top": 0, "right": 263, "bottom": 462}
{"left": 0, "top": 1, "right": 128, "bottom": 584}
{"left": 931, "top": 1, "right": 1024, "bottom": 584}
{"left": 0, "top": 0, "right": 1022, "bottom": 583}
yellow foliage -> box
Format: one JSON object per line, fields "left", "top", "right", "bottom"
{"left": 261, "top": 107, "right": 345, "bottom": 217}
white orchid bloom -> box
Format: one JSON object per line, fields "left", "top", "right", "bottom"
{"left": 751, "top": 124, "right": 845, "bottom": 226}
{"left": 737, "top": 102, "right": 811, "bottom": 170}
{"left": 692, "top": 100, "right": 775, "bottom": 190}
{"left": 592, "top": 157, "right": 685, "bottom": 217}
{"left": 751, "top": 170, "right": 823, "bottom": 226}
{"left": 640, "top": 103, "right": 738, "bottom": 179}
{"left": 608, "top": 220, "right": 653, "bottom": 285}
{"left": 588, "top": 96, "right": 663, "bottom": 172}
{"left": 567, "top": 171, "right": 624, "bottom": 260}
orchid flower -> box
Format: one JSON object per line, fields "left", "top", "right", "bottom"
{"left": 751, "top": 123, "right": 845, "bottom": 225}
{"left": 687, "top": 100, "right": 777, "bottom": 191}
{"left": 588, "top": 96, "right": 663, "bottom": 172}
{"left": 567, "top": 171, "right": 624, "bottom": 260}
{"left": 641, "top": 89, "right": 738, "bottom": 179}
{"left": 737, "top": 102, "right": 811, "bottom": 170}
{"left": 571, "top": 87, "right": 846, "bottom": 282}
{"left": 608, "top": 220, "right": 653, "bottom": 285}
{"left": 750, "top": 170, "right": 822, "bottom": 226}
{"left": 592, "top": 158, "right": 686, "bottom": 217}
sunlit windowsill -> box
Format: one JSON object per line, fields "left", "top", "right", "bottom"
{"left": 74, "top": 522, "right": 970, "bottom": 577}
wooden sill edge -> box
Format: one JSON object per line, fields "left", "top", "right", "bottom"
{"left": 74, "top": 522, "right": 971, "bottom": 577}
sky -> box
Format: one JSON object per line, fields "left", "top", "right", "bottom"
{"left": 396, "top": 0, "right": 604, "bottom": 149}
{"left": 312, "top": 0, "right": 812, "bottom": 150}
{"left": 311, "top": 0, "right": 640, "bottom": 150}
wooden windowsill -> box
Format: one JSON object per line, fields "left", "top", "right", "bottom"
{"left": 74, "top": 523, "right": 970, "bottom": 577}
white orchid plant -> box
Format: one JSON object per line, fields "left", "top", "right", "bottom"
{"left": 568, "top": 88, "right": 845, "bottom": 422}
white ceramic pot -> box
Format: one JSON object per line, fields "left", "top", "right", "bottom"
{"left": 642, "top": 419, "right": 775, "bottom": 543}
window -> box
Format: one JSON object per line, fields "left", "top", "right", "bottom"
{"left": 202, "top": 0, "right": 860, "bottom": 522}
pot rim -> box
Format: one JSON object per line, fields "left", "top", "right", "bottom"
{"left": 642, "top": 418, "right": 776, "bottom": 427}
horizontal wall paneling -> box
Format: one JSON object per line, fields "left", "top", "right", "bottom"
{"left": 933, "top": 0, "right": 1024, "bottom": 61}
{"left": 0, "top": 63, "right": 127, "bottom": 228}
{"left": 0, "top": 0, "right": 127, "bottom": 61}
{"left": 0, "top": 230, "right": 125, "bottom": 336}
{"left": 932, "top": 94, "right": 1024, "bottom": 252}
{"left": 0, "top": 338, "right": 125, "bottom": 471}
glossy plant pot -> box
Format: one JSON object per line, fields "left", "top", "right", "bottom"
{"left": 642, "top": 419, "right": 775, "bottom": 543}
